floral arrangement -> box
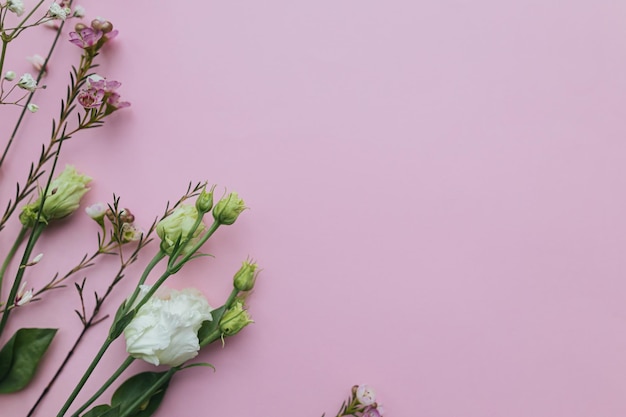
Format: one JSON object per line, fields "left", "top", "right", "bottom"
{"left": 0, "top": 1, "right": 384, "bottom": 416}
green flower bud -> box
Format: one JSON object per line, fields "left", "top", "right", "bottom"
{"left": 219, "top": 300, "right": 253, "bottom": 336}
{"left": 20, "top": 165, "right": 91, "bottom": 227}
{"left": 156, "top": 204, "right": 206, "bottom": 255}
{"left": 195, "top": 185, "right": 215, "bottom": 214}
{"left": 233, "top": 260, "right": 259, "bottom": 292}
{"left": 212, "top": 192, "right": 246, "bottom": 225}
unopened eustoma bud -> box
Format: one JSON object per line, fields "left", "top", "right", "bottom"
{"left": 195, "top": 185, "right": 215, "bottom": 214}
{"left": 19, "top": 165, "right": 91, "bottom": 226}
{"left": 156, "top": 204, "right": 206, "bottom": 255}
{"left": 27, "top": 103, "right": 39, "bottom": 113}
{"left": 233, "top": 260, "right": 259, "bottom": 292}
{"left": 4, "top": 71, "right": 16, "bottom": 81}
{"left": 219, "top": 300, "right": 253, "bottom": 336}
{"left": 212, "top": 192, "right": 246, "bottom": 225}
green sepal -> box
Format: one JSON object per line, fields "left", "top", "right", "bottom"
{"left": 0, "top": 328, "right": 57, "bottom": 393}
{"left": 111, "top": 371, "right": 172, "bottom": 417}
{"left": 82, "top": 404, "right": 121, "bottom": 417}
{"left": 109, "top": 310, "right": 135, "bottom": 339}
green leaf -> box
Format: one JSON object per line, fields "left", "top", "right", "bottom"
{"left": 0, "top": 328, "right": 57, "bottom": 393}
{"left": 111, "top": 371, "right": 172, "bottom": 417}
{"left": 197, "top": 305, "right": 226, "bottom": 347}
{"left": 82, "top": 405, "right": 121, "bottom": 417}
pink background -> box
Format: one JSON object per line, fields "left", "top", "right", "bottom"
{"left": 2, "top": 0, "right": 626, "bottom": 416}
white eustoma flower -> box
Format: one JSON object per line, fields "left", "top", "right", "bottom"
{"left": 123, "top": 285, "right": 212, "bottom": 367}
{"left": 17, "top": 73, "right": 37, "bottom": 92}
{"left": 7, "top": 0, "right": 25, "bottom": 16}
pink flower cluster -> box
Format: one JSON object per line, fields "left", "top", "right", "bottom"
{"left": 77, "top": 76, "right": 130, "bottom": 112}
{"left": 69, "top": 18, "right": 118, "bottom": 50}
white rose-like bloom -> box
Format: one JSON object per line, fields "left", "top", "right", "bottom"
{"left": 123, "top": 285, "right": 213, "bottom": 367}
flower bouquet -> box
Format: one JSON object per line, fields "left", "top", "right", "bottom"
{"left": 0, "top": 2, "right": 384, "bottom": 416}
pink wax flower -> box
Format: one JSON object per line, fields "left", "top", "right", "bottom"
{"left": 106, "top": 92, "right": 130, "bottom": 110}
{"left": 362, "top": 406, "right": 383, "bottom": 417}
{"left": 69, "top": 27, "right": 103, "bottom": 49}
{"left": 77, "top": 88, "right": 104, "bottom": 109}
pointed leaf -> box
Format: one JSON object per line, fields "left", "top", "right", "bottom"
{"left": 0, "top": 328, "right": 57, "bottom": 393}
{"left": 111, "top": 371, "right": 173, "bottom": 417}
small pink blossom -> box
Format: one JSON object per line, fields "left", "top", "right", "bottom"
{"left": 69, "top": 28, "right": 103, "bottom": 49}
{"left": 106, "top": 92, "right": 130, "bottom": 109}
{"left": 362, "top": 406, "right": 383, "bottom": 417}
{"left": 356, "top": 385, "right": 376, "bottom": 406}
{"left": 77, "top": 88, "right": 104, "bottom": 108}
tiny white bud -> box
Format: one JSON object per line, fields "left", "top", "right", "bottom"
{"left": 73, "top": 5, "right": 85, "bottom": 18}
{"left": 16, "top": 282, "right": 34, "bottom": 306}
{"left": 4, "top": 71, "right": 16, "bottom": 81}
{"left": 31, "top": 253, "right": 44, "bottom": 264}
{"left": 27, "top": 103, "right": 39, "bottom": 113}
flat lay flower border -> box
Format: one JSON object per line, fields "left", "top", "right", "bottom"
{"left": 0, "top": 1, "right": 385, "bottom": 416}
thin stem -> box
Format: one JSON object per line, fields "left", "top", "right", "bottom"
{"left": 56, "top": 337, "right": 114, "bottom": 417}
{"left": 123, "top": 250, "right": 166, "bottom": 309}
{"left": 69, "top": 356, "right": 135, "bottom": 417}
{"left": 26, "top": 324, "right": 89, "bottom": 417}
{"left": 0, "top": 222, "right": 45, "bottom": 338}
{"left": 0, "top": 7, "right": 66, "bottom": 168}
{"left": 0, "top": 39, "right": 8, "bottom": 84}
{"left": 0, "top": 225, "right": 27, "bottom": 302}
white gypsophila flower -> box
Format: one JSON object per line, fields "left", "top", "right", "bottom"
{"left": 72, "top": 5, "right": 85, "bottom": 17}
{"left": 356, "top": 385, "right": 376, "bottom": 406}
{"left": 17, "top": 73, "right": 37, "bottom": 92}
{"left": 7, "top": 0, "right": 25, "bottom": 16}
{"left": 4, "top": 71, "right": 16, "bottom": 81}
{"left": 123, "top": 285, "right": 213, "bottom": 366}
{"left": 48, "top": 2, "right": 68, "bottom": 20}
{"left": 27, "top": 103, "right": 39, "bottom": 113}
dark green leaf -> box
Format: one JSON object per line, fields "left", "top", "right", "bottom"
{"left": 0, "top": 328, "right": 57, "bottom": 393}
{"left": 82, "top": 404, "right": 117, "bottom": 417}
{"left": 111, "top": 371, "right": 172, "bottom": 417}
{"left": 198, "top": 305, "right": 226, "bottom": 347}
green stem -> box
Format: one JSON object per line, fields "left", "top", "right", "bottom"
{"left": 56, "top": 337, "right": 114, "bottom": 417}
{"left": 70, "top": 356, "right": 135, "bottom": 417}
{"left": 123, "top": 250, "right": 166, "bottom": 309}
{"left": 118, "top": 367, "right": 178, "bottom": 417}
{"left": 0, "top": 39, "right": 8, "bottom": 84}
{"left": 0, "top": 222, "right": 45, "bottom": 338}
{"left": 171, "top": 220, "right": 221, "bottom": 271}
{"left": 0, "top": 9, "right": 68, "bottom": 169}
{"left": 0, "top": 225, "right": 27, "bottom": 302}
{"left": 7, "top": 0, "right": 45, "bottom": 39}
